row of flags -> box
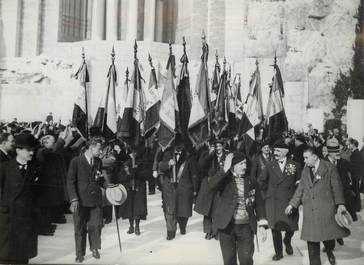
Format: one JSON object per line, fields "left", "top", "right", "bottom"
{"left": 72, "top": 39, "right": 288, "bottom": 152}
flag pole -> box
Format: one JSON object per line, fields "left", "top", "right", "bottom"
{"left": 114, "top": 206, "right": 122, "bottom": 253}
{"left": 201, "top": 31, "right": 211, "bottom": 139}
{"left": 81, "top": 47, "right": 89, "bottom": 140}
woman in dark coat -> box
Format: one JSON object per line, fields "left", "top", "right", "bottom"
{"left": 115, "top": 144, "right": 147, "bottom": 236}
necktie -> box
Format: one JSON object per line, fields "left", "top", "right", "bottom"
{"left": 309, "top": 167, "right": 315, "bottom": 182}
{"left": 18, "top": 163, "right": 27, "bottom": 177}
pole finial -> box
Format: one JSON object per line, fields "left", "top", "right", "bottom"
{"left": 182, "top": 36, "right": 186, "bottom": 54}
{"left": 202, "top": 30, "right": 206, "bottom": 43}
{"left": 111, "top": 46, "right": 115, "bottom": 62}
{"left": 134, "top": 40, "right": 138, "bottom": 60}
{"left": 81, "top": 47, "right": 85, "bottom": 60}
{"left": 148, "top": 53, "right": 154, "bottom": 68}
{"left": 274, "top": 51, "right": 277, "bottom": 66}
{"left": 255, "top": 58, "right": 259, "bottom": 67}
{"left": 126, "top": 67, "right": 129, "bottom": 79}
{"left": 169, "top": 40, "right": 172, "bottom": 56}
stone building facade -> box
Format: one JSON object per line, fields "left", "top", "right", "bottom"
{"left": 0, "top": 0, "right": 360, "bottom": 131}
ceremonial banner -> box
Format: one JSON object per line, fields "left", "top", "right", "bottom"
{"left": 72, "top": 55, "right": 89, "bottom": 139}
{"left": 158, "top": 54, "right": 178, "bottom": 150}
{"left": 212, "top": 70, "right": 228, "bottom": 137}
{"left": 266, "top": 63, "right": 288, "bottom": 141}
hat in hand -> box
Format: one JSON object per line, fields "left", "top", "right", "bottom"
{"left": 334, "top": 210, "right": 353, "bottom": 229}
{"left": 105, "top": 184, "right": 128, "bottom": 206}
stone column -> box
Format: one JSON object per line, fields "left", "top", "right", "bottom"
{"left": 143, "top": 0, "right": 156, "bottom": 42}
{"left": 155, "top": 0, "right": 164, "bottom": 42}
{"left": 91, "top": 0, "right": 106, "bottom": 40}
{"left": 126, "top": 0, "right": 138, "bottom": 41}
{"left": 106, "top": 0, "right": 118, "bottom": 40}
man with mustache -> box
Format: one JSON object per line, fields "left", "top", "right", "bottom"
{"left": 258, "top": 139, "right": 301, "bottom": 261}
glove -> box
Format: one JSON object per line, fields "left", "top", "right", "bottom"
{"left": 153, "top": 171, "right": 158, "bottom": 178}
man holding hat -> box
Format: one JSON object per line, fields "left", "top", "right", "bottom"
{"left": 286, "top": 146, "right": 350, "bottom": 265}
{"left": 0, "top": 132, "right": 40, "bottom": 264}
{"left": 326, "top": 138, "right": 357, "bottom": 246}
{"left": 208, "top": 151, "right": 267, "bottom": 265}
{"left": 258, "top": 139, "right": 301, "bottom": 261}
{"left": 67, "top": 137, "right": 104, "bottom": 262}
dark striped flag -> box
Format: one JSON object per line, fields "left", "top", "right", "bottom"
{"left": 211, "top": 70, "right": 228, "bottom": 137}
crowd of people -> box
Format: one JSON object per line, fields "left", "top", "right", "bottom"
{"left": 0, "top": 115, "right": 363, "bottom": 265}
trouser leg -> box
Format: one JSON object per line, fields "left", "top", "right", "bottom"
{"left": 307, "top": 241, "right": 321, "bottom": 265}
{"left": 218, "top": 223, "right": 238, "bottom": 265}
{"left": 272, "top": 229, "right": 283, "bottom": 255}
{"left": 203, "top": 216, "right": 213, "bottom": 234}
{"left": 87, "top": 206, "right": 103, "bottom": 251}
{"left": 283, "top": 230, "right": 294, "bottom": 245}
{"left": 165, "top": 212, "right": 177, "bottom": 232}
{"left": 236, "top": 224, "right": 254, "bottom": 265}
{"left": 323, "top": 240, "right": 335, "bottom": 257}
{"left": 73, "top": 207, "right": 87, "bottom": 257}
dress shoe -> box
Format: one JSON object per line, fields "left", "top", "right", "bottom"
{"left": 336, "top": 238, "right": 344, "bottom": 245}
{"left": 285, "top": 243, "right": 294, "bottom": 255}
{"left": 272, "top": 253, "right": 283, "bottom": 261}
{"left": 52, "top": 217, "right": 67, "bottom": 224}
{"left": 180, "top": 227, "right": 186, "bottom": 235}
{"left": 148, "top": 191, "right": 155, "bottom": 195}
{"left": 135, "top": 226, "right": 141, "bottom": 236}
{"left": 127, "top": 226, "right": 134, "bottom": 234}
{"left": 92, "top": 249, "right": 100, "bottom": 259}
{"left": 38, "top": 230, "right": 54, "bottom": 236}
{"left": 166, "top": 231, "right": 176, "bottom": 240}
{"left": 205, "top": 233, "right": 212, "bottom": 240}
{"left": 75, "top": 256, "right": 84, "bottom": 263}
{"left": 327, "top": 251, "right": 336, "bottom": 265}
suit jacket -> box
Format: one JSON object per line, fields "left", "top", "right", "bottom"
{"left": 290, "top": 159, "right": 349, "bottom": 241}
{"left": 250, "top": 153, "right": 271, "bottom": 180}
{"left": 258, "top": 159, "right": 301, "bottom": 231}
{"left": 350, "top": 149, "right": 363, "bottom": 178}
{"left": 0, "top": 159, "right": 39, "bottom": 260}
{"left": 67, "top": 154, "right": 103, "bottom": 207}
{"left": 208, "top": 169, "right": 266, "bottom": 234}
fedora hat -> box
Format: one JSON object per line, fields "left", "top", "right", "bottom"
{"left": 335, "top": 210, "right": 353, "bottom": 229}
{"left": 14, "top": 132, "right": 39, "bottom": 149}
{"left": 105, "top": 184, "right": 128, "bottom": 206}
{"left": 326, "top": 138, "right": 340, "bottom": 153}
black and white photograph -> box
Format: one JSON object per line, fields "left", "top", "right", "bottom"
{"left": 0, "top": 0, "right": 364, "bottom": 264}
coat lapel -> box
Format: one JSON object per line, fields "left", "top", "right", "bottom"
{"left": 271, "top": 160, "right": 285, "bottom": 183}
{"left": 80, "top": 154, "right": 93, "bottom": 179}
{"left": 9, "top": 160, "right": 28, "bottom": 199}
{"left": 313, "top": 160, "right": 325, "bottom": 184}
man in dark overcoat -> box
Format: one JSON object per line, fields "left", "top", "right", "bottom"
{"left": 0, "top": 132, "right": 15, "bottom": 162}
{"left": 258, "top": 140, "right": 301, "bottom": 261}
{"left": 158, "top": 143, "right": 198, "bottom": 240}
{"left": 67, "top": 137, "right": 104, "bottom": 263}
{"left": 250, "top": 141, "right": 272, "bottom": 180}
{"left": 348, "top": 138, "right": 362, "bottom": 211}
{"left": 0, "top": 133, "right": 40, "bottom": 264}
{"left": 208, "top": 152, "right": 268, "bottom": 265}
{"left": 194, "top": 139, "right": 226, "bottom": 239}
{"left": 286, "top": 147, "right": 350, "bottom": 265}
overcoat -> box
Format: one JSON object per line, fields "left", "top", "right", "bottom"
{"left": 36, "top": 138, "right": 68, "bottom": 206}
{"left": 158, "top": 148, "right": 198, "bottom": 218}
{"left": 208, "top": 169, "right": 266, "bottom": 234}
{"left": 194, "top": 150, "right": 226, "bottom": 216}
{"left": 0, "top": 159, "right": 39, "bottom": 261}
{"left": 289, "top": 159, "right": 350, "bottom": 242}
{"left": 250, "top": 153, "right": 271, "bottom": 180}
{"left": 350, "top": 149, "right": 362, "bottom": 211}
{"left": 258, "top": 159, "right": 301, "bottom": 231}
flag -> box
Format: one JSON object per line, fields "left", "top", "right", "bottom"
{"left": 72, "top": 57, "right": 89, "bottom": 139}
{"left": 118, "top": 55, "right": 144, "bottom": 146}
{"left": 176, "top": 51, "right": 191, "bottom": 140}
{"left": 188, "top": 42, "right": 210, "bottom": 147}
{"left": 234, "top": 74, "right": 244, "bottom": 120}
{"left": 211, "top": 70, "right": 228, "bottom": 137}
{"left": 144, "top": 58, "right": 162, "bottom": 138}
{"left": 158, "top": 53, "right": 179, "bottom": 150}
{"left": 266, "top": 63, "right": 288, "bottom": 141}
{"left": 211, "top": 56, "right": 220, "bottom": 98}
{"left": 236, "top": 62, "right": 263, "bottom": 140}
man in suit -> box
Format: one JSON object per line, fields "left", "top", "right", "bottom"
{"left": 0, "top": 133, "right": 40, "bottom": 264}
{"left": 286, "top": 147, "right": 349, "bottom": 265}
{"left": 194, "top": 139, "right": 227, "bottom": 240}
{"left": 208, "top": 152, "right": 268, "bottom": 265}
{"left": 258, "top": 140, "right": 301, "bottom": 261}
{"left": 250, "top": 141, "right": 272, "bottom": 180}
{"left": 158, "top": 142, "right": 198, "bottom": 240}
{"left": 0, "top": 132, "right": 15, "bottom": 162}
{"left": 348, "top": 138, "right": 362, "bottom": 211}
{"left": 360, "top": 136, "right": 364, "bottom": 193}
{"left": 67, "top": 137, "right": 104, "bottom": 263}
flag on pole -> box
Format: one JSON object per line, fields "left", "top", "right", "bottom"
{"left": 266, "top": 58, "right": 288, "bottom": 141}
{"left": 211, "top": 50, "right": 221, "bottom": 97}
{"left": 236, "top": 60, "right": 264, "bottom": 140}
{"left": 234, "top": 74, "right": 244, "bottom": 120}
{"left": 158, "top": 43, "right": 179, "bottom": 151}
{"left": 188, "top": 33, "right": 210, "bottom": 147}
{"left": 92, "top": 47, "right": 117, "bottom": 140}
{"left": 176, "top": 37, "right": 192, "bottom": 140}
{"left": 72, "top": 48, "right": 89, "bottom": 139}
{"left": 211, "top": 68, "right": 228, "bottom": 137}
{"left": 144, "top": 54, "right": 162, "bottom": 138}
{"left": 118, "top": 41, "right": 145, "bottom": 146}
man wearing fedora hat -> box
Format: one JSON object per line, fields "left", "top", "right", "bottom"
{"left": 286, "top": 146, "right": 350, "bottom": 265}
{"left": 258, "top": 139, "right": 301, "bottom": 261}
{"left": 67, "top": 137, "right": 104, "bottom": 263}
{"left": 0, "top": 132, "right": 40, "bottom": 264}
{"left": 250, "top": 140, "right": 272, "bottom": 180}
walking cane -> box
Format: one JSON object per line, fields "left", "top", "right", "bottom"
{"left": 255, "top": 234, "right": 260, "bottom": 253}
{"left": 114, "top": 206, "right": 122, "bottom": 253}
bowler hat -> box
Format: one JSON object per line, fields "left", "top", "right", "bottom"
{"left": 105, "top": 184, "right": 128, "bottom": 206}
{"left": 295, "top": 135, "right": 306, "bottom": 143}
{"left": 231, "top": 152, "right": 247, "bottom": 167}
{"left": 14, "top": 133, "right": 39, "bottom": 149}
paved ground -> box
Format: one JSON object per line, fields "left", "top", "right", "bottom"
{"left": 31, "top": 192, "right": 364, "bottom": 265}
